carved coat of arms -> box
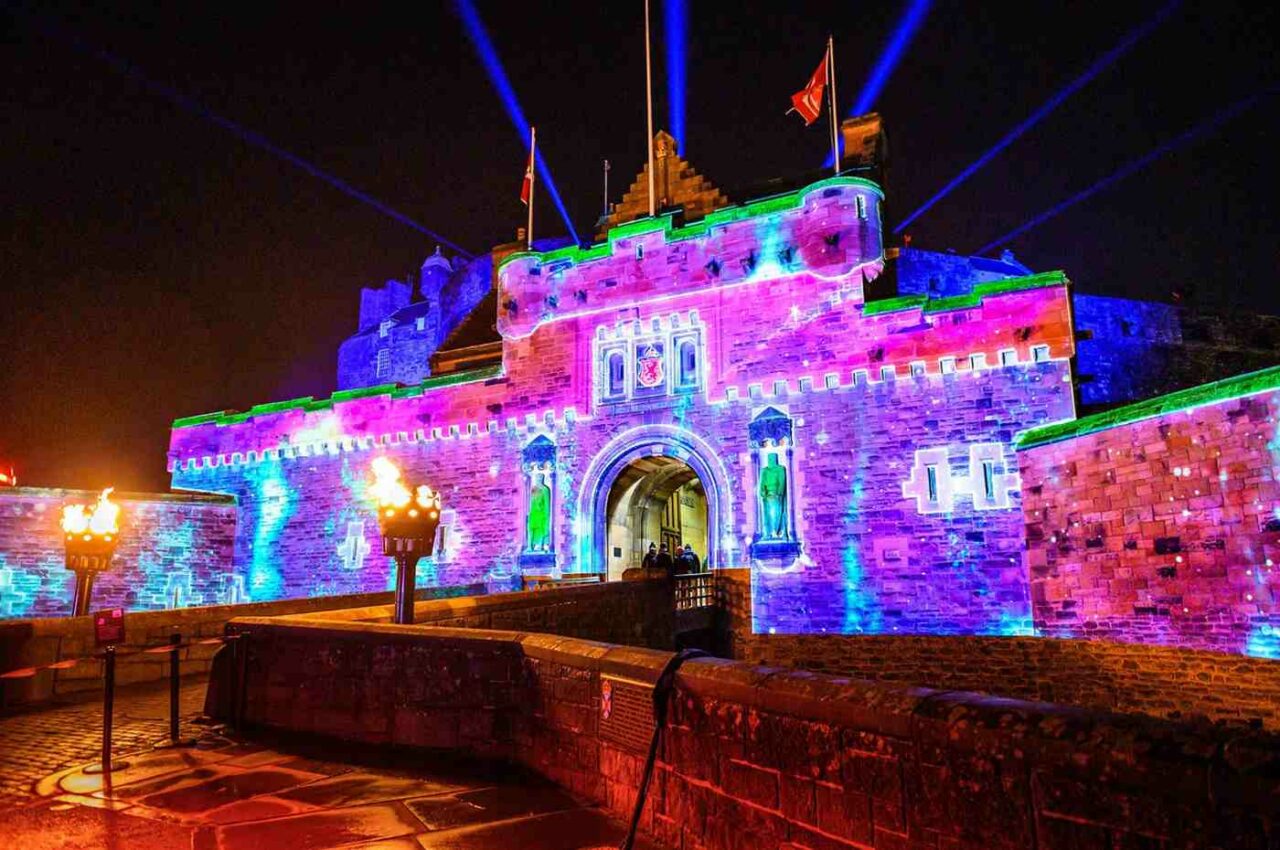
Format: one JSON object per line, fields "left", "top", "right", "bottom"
{"left": 636, "top": 345, "right": 664, "bottom": 388}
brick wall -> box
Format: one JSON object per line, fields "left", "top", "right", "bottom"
{"left": 221, "top": 614, "right": 1280, "bottom": 849}
{"left": 288, "top": 578, "right": 674, "bottom": 651}
{"left": 169, "top": 179, "right": 1075, "bottom": 636}
{"left": 0, "top": 487, "right": 237, "bottom": 619}
{"left": 0, "top": 584, "right": 480, "bottom": 706}
{"left": 1019, "top": 384, "right": 1280, "bottom": 658}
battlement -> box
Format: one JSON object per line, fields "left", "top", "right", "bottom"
{"left": 497, "top": 176, "right": 885, "bottom": 339}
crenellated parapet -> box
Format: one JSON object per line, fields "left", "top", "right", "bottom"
{"left": 496, "top": 176, "right": 885, "bottom": 339}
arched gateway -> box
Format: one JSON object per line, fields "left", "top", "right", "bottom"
{"left": 576, "top": 426, "right": 733, "bottom": 579}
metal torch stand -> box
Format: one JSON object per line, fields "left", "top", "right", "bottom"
{"left": 67, "top": 553, "right": 112, "bottom": 618}
{"left": 392, "top": 552, "right": 420, "bottom": 625}
{"left": 384, "top": 537, "right": 424, "bottom": 626}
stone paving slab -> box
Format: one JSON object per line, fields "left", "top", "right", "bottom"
{"left": 0, "top": 674, "right": 209, "bottom": 810}
{"left": 0, "top": 725, "right": 672, "bottom": 850}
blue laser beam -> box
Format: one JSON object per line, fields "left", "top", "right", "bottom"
{"left": 853, "top": 0, "right": 931, "bottom": 117}
{"left": 976, "top": 90, "right": 1275, "bottom": 255}
{"left": 32, "top": 17, "right": 474, "bottom": 257}
{"left": 453, "top": 0, "right": 580, "bottom": 245}
{"left": 896, "top": 0, "right": 1181, "bottom": 235}
{"left": 664, "top": 0, "right": 688, "bottom": 151}
{"left": 825, "top": 0, "right": 931, "bottom": 168}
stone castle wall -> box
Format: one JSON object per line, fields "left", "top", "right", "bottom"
{"left": 0, "top": 488, "right": 237, "bottom": 619}
{"left": 1019, "top": 376, "right": 1280, "bottom": 658}
{"left": 719, "top": 568, "right": 1280, "bottom": 729}
{"left": 169, "top": 178, "right": 1076, "bottom": 637}
{"left": 221, "top": 610, "right": 1280, "bottom": 849}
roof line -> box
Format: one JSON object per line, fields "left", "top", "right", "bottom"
{"left": 1017, "top": 364, "right": 1280, "bottom": 449}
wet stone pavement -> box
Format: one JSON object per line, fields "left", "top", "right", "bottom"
{"left": 0, "top": 683, "right": 666, "bottom": 850}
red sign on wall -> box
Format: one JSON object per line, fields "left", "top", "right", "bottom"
{"left": 94, "top": 608, "right": 125, "bottom": 647}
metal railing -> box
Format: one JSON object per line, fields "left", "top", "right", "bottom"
{"left": 673, "top": 572, "right": 716, "bottom": 611}
{"left": 521, "top": 572, "right": 606, "bottom": 591}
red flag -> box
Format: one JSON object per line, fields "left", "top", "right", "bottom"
{"left": 789, "top": 51, "right": 829, "bottom": 126}
{"left": 520, "top": 149, "right": 533, "bottom": 205}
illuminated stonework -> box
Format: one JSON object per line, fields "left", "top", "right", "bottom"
{"left": 902, "top": 443, "right": 1020, "bottom": 514}
{"left": 167, "top": 171, "right": 1083, "bottom": 639}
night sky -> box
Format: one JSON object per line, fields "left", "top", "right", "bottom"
{"left": 2, "top": 1, "right": 1276, "bottom": 491}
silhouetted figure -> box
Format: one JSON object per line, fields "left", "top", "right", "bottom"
{"left": 641, "top": 542, "right": 658, "bottom": 571}
{"left": 656, "top": 543, "right": 675, "bottom": 577}
{"left": 678, "top": 543, "right": 702, "bottom": 573}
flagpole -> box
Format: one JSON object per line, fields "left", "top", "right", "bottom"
{"left": 828, "top": 35, "right": 840, "bottom": 176}
{"left": 527, "top": 125, "right": 536, "bottom": 249}
{"left": 644, "top": 0, "right": 655, "bottom": 217}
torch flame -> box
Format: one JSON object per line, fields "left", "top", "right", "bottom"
{"left": 415, "top": 485, "right": 440, "bottom": 510}
{"left": 60, "top": 488, "right": 121, "bottom": 536}
{"left": 369, "top": 457, "right": 411, "bottom": 508}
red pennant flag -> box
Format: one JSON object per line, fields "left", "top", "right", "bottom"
{"left": 789, "top": 51, "right": 829, "bottom": 126}
{"left": 520, "top": 149, "right": 533, "bottom": 206}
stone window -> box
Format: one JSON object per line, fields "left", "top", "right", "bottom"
{"left": 379, "top": 319, "right": 393, "bottom": 338}
{"left": 856, "top": 195, "right": 867, "bottom": 219}
{"left": 607, "top": 352, "right": 626, "bottom": 397}
{"left": 999, "top": 348, "right": 1018, "bottom": 366}
{"left": 416, "top": 316, "right": 426, "bottom": 331}
{"left": 1032, "top": 344, "right": 1050, "bottom": 362}
{"left": 678, "top": 340, "right": 698, "bottom": 388}
{"left": 375, "top": 348, "right": 390, "bottom": 378}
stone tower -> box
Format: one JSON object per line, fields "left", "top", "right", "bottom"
{"left": 597, "top": 130, "right": 729, "bottom": 238}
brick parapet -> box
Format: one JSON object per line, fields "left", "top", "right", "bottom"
{"left": 219, "top": 604, "right": 1280, "bottom": 849}
{"left": 1019, "top": 384, "right": 1280, "bottom": 658}
{"left": 715, "top": 568, "right": 1280, "bottom": 730}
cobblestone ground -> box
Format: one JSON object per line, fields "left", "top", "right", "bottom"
{"left": 0, "top": 676, "right": 209, "bottom": 810}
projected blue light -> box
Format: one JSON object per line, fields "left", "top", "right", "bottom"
{"left": 453, "top": 0, "right": 581, "bottom": 245}
{"left": 853, "top": 0, "right": 931, "bottom": 117}
{"left": 44, "top": 24, "right": 474, "bottom": 257}
{"left": 825, "top": 0, "right": 931, "bottom": 168}
{"left": 664, "top": 0, "right": 688, "bottom": 151}
{"left": 977, "top": 90, "right": 1274, "bottom": 255}
{"left": 896, "top": 0, "right": 1181, "bottom": 234}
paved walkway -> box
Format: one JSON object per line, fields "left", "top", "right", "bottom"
{"left": 0, "top": 676, "right": 209, "bottom": 810}
{"left": 0, "top": 679, "right": 666, "bottom": 849}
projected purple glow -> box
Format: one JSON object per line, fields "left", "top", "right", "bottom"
{"left": 664, "top": 0, "right": 688, "bottom": 151}
{"left": 895, "top": 0, "right": 1181, "bottom": 235}
{"left": 453, "top": 0, "right": 581, "bottom": 245}
{"left": 977, "top": 90, "right": 1273, "bottom": 254}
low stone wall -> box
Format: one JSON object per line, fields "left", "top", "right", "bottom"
{"left": 218, "top": 614, "right": 1280, "bottom": 850}
{"left": 288, "top": 577, "right": 675, "bottom": 650}
{"left": 718, "top": 568, "right": 1280, "bottom": 730}
{"left": 1018, "top": 369, "right": 1280, "bottom": 658}
{"left": 0, "top": 584, "right": 481, "bottom": 706}
{"left": 0, "top": 487, "right": 237, "bottom": 618}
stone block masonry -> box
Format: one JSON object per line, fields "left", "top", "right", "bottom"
{"left": 217, "top": 605, "right": 1280, "bottom": 849}
{"left": 0, "top": 487, "right": 236, "bottom": 619}
{"left": 1018, "top": 365, "right": 1280, "bottom": 658}
{"left": 169, "top": 176, "right": 1078, "bottom": 639}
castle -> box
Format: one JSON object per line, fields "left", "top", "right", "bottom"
{"left": 163, "top": 118, "right": 1279, "bottom": 651}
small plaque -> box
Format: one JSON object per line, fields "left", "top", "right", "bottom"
{"left": 599, "top": 675, "right": 655, "bottom": 754}
{"left": 94, "top": 608, "right": 125, "bottom": 647}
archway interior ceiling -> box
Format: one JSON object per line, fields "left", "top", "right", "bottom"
{"left": 605, "top": 456, "right": 702, "bottom": 519}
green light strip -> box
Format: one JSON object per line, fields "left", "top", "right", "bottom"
{"left": 1017, "top": 363, "right": 1280, "bottom": 450}
{"left": 499, "top": 176, "right": 885, "bottom": 271}
{"left": 861, "top": 270, "right": 1068, "bottom": 317}
{"left": 171, "top": 364, "right": 505, "bottom": 430}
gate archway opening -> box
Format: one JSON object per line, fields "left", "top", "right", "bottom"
{"left": 603, "top": 456, "right": 708, "bottom": 580}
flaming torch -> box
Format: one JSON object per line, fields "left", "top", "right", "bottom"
{"left": 369, "top": 458, "right": 441, "bottom": 625}
{"left": 60, "top": 488, "right": 123, "bottom": 617}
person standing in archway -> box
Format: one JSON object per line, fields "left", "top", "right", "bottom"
{"left": 642, "top": 542, "right": 658, "bottom": 571}
{"left": 656, "top": 543, "right": 675, "bottom": 577}
{"left": 679, "top": 542, "right": 701, "bottom": 573}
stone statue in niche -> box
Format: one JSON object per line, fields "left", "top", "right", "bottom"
{"left": 527, "top": 471, "right": 551, "bottom": 552}
{"left": 759, "top": 454, "right": 788, "bottom": 540}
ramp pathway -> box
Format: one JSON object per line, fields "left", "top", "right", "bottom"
{"left": 0, "top": 724, "right": 666, "bottom": 850}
